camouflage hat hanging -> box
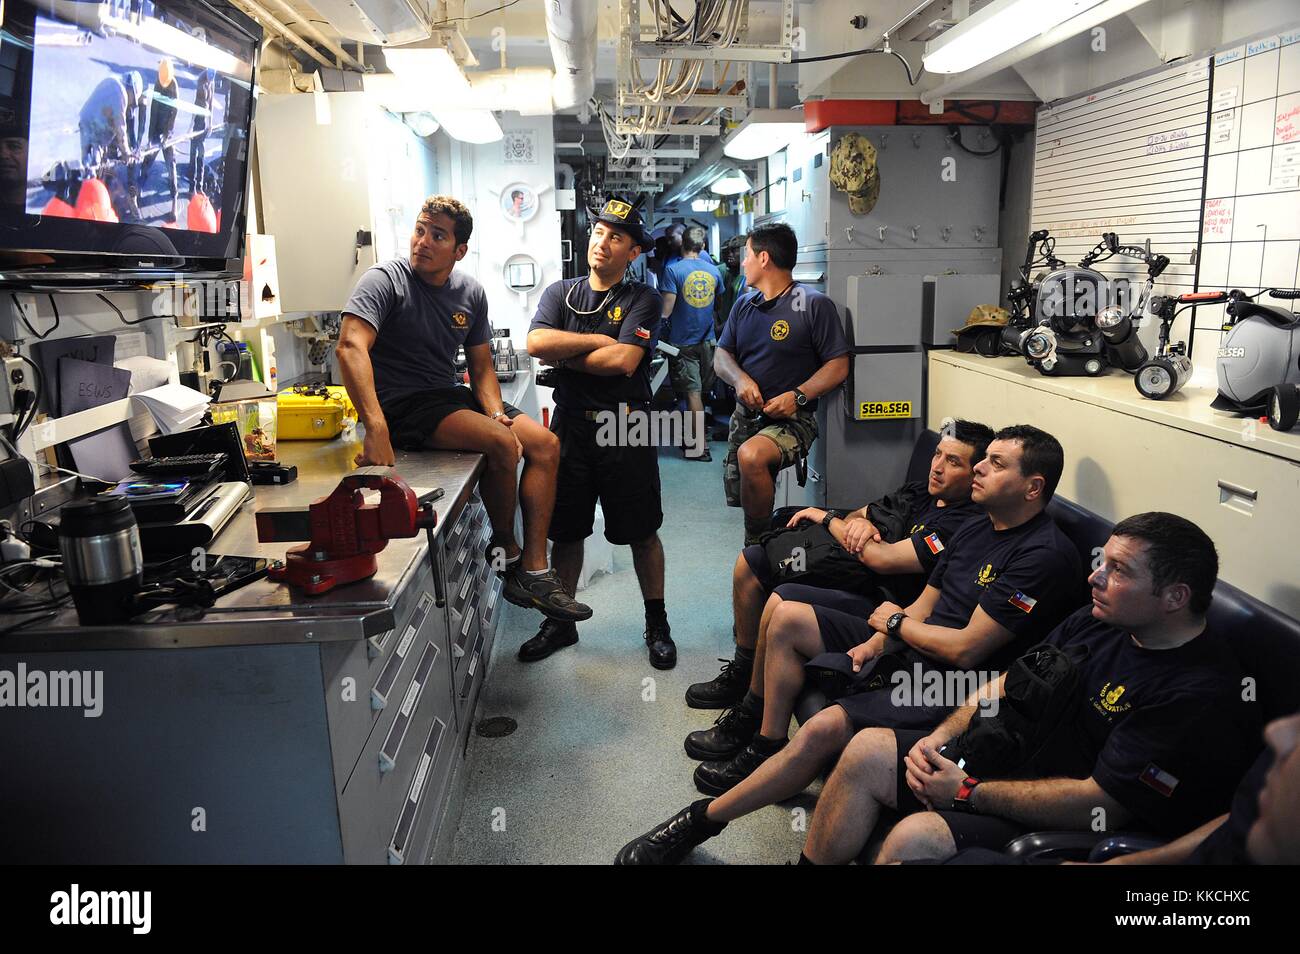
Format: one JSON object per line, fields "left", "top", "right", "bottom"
{"left": 829, "top": 132, "right": 880, "bottom": 216}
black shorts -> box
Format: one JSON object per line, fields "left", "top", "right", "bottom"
{"left": 548, "top": 408, "right": 663, "bottom": 545}
{"left": 382, "top": 386, "right": 522, "bottom": 451}
{"left": 889, "top": 729, "right": 1028, "bottom": 852}
{"left": 810, "top": 605, "right": 957, "bottom": 731}
{"left": 742, "top": 544, "right": 879, "bottom": 598}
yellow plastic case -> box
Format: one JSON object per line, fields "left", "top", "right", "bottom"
{"left": 277, "top": 385, "right": 356, "bottom": 440}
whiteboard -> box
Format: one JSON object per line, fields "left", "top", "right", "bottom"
{"left": 1031, "top": 57, "right": 1211, "bottom": 359}
{"left": 1197, "top": 28, "right": 1300, "bottom": 375}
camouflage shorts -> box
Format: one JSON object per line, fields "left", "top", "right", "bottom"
{"left": 722, "top": 406, "right": 819, "bottom": 507}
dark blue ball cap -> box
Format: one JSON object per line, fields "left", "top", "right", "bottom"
{"left": 592, "top": 196, "right": 648, "bottom": 248}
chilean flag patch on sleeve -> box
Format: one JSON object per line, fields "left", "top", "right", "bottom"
{"left": 634, "top": 326, "right": 651, "bottom": 339}
{"left": 1140, "top": 763, "right": 1180, "bottom": 797}
{"left": 924, "top": 532, "right": 944, "bottom": 555}
{"left": 1008, "top": 591, "right": 1038, "bottom": 613}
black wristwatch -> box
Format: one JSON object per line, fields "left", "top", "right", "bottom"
{"left": 821, "top": 510, "right": 837, "bottom": 530}
{"left": 794, "top": 387, "right": 808, "bottom": 407}
{"left": 886, "top": 612, "right": 906, "bottom": 637}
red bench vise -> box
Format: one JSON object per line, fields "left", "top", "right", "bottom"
{"left": 256, "top": 467, "right": 438, "bottom": 596}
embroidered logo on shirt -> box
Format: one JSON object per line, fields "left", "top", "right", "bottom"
{"left": 1139, "top": 762, "right": 1180, "bottom": 797}
{"left": 451, "top": 311, "right": 469, "bottom": 327}
{"left": 1008, "top": 591, "right": 1037, "bottom": 613}
{"left": 608, "top": 306, "right": 624, "bottom": 323}
{"left": 770, "top": 319, "right": 790, "bottom": 341}
{"left": 976, "top": 564, "right": 998, "bottom": 587}
{"left": 1095, "top": 681, "right": 1132, "bottom": 715}
{"left": 923, "top": 532, "right": 945, "bottom": 555}
{"left": 634, "top": 326, "right": 651, "bottom": 339}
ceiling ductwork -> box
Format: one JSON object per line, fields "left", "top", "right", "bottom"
{"left": 546, "top": 0, "right": 599, "bottom": 113}
{"left": 307, "top": 0, "right": 433, "bottom": 46}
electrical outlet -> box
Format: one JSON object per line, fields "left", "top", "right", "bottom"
{"left": 1, "top": 355, "right": 26, "bottom": 417}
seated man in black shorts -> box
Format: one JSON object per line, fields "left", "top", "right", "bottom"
{"left": 337, "top": 194, "right": 589, "bottom": 623}
{"left": 616, "top": 425, "right": 1085, "bottom": 863}
{"left": 682, "top": 422, "right": 991, "bottom": 784}
{"left": 686, "top": 418, "right": 994, "bottom": 712}
{"left": 798, "top": 512, "right": 1262, "bottom": 865}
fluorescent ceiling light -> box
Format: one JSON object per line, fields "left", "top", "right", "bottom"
{"left": 710, "top": 170, "right": 751, "bottom": 195}
{"left": 691, "top": 198, "right": 720, "bottom": 213}
{"left": 433, "top": 108, "right": 503, "bottom": 143}
{"left": 723, "top": 109, "right": 805, "bottom": 161}
{"left": 923, "top": 0, "right": 1106, "bottom": 74}
{"left": 404, "top": 112, "right": 440, "bottom": 138}
{"left": 382, "top": 48, "right": 502, "bottom": 143}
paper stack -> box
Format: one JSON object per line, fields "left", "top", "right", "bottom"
{"left": 132, "top": 383, "right": 211, "bottom": 435}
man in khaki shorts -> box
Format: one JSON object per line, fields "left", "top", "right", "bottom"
{"left": 660, "top": 225, "right": 722, "bottom": 460}
{"left": 714, "top": 223, "right": 850, "bottom": 545}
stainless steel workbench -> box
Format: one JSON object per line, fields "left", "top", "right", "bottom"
{"left": 0, "top": 373, "right": 533, "bottom": 864}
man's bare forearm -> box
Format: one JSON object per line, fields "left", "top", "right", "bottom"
{"left": 713, "top": 347, "right": 746, "bottom": 389}
{"left": 528, "top": 330, "right": 615, "bottom": 360}
{"left": 568, "top": 345, "right": 637, "bottom": 377}
{"left": 337, "top": 343, "right": 386, "bottom": 430}
{"left": 1105, "top": 815, "right": 1226, "bottom": 865}
{"left": 797, "top": 355, "right": 850, "bottom": 400}
{"left": 974, "top": 778, "right": 1127, "bottom": 831}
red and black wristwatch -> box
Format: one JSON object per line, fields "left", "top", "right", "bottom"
{"left": 951, "top": 777, "right": 982, "bottom": 813}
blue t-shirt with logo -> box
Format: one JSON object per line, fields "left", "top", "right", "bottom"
{"left": 717, "top": 282, "right": 849, "bottom": 409}
{"left": 662, "top": 256, "right": 722, "bottom": 345}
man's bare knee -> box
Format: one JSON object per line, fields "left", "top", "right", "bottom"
{"left": 792, "top": 707, "right": 854, "bottom": 760}
{"left": 484, "top": 429, "right": 520, "bottom": 469}
{"left": 876, "top": 814, "right": 955, "bottom": 865}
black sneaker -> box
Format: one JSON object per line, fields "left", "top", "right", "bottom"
{"left": 683, "top": 701, "right": 759, "bottom": 760}
{"left": 646, "top": 617, "right": 676, "bottom": 670}
{"left": 685, "top": 657, "right": 752, "bottom": 709}
{"left": 683, "top": 448, "right": 713, "bottom": 462}
{"left": 502, "top": 566, "right": 593, "bottom": 622}
{"left": 693, "top": 739, "right": 782, "bottom": 796}
{"left": 614, "top": 801, "right": 723, "bottom": 865}
{"left": 517, "top": 618, "right": 579, "bottom": 662}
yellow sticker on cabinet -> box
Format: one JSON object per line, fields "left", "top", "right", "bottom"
{"left": 859, "top": 401, "right": 913, "bottom": 419}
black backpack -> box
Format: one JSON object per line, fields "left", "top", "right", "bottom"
{"left": 947, "top": 642, "right": 1089, "bottom": 778}
{"left": 757, "top": 521, "right": 873, "bottom": 595}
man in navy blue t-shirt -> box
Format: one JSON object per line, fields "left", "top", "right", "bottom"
{"left": 800, "top": 511, "right": 1262, "bottom": 865}
{"left": 338, "top": 195, "right": 589, "bottom": 625}
{"left": 616, "top": 425, "right": 1086, "bottom": 864}
{"left": 715, "top": 222, "right": 849, "bottom": 546}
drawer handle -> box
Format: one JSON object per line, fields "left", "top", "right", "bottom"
{"left": 379, "top": 642, "right": 439, "bottom": 774}
{"left": 386, "top": 717, "right": 447, "bottom": 865}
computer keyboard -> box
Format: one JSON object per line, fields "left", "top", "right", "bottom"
{"left": 129, "top": 453, "right": 229, "bottom": 478}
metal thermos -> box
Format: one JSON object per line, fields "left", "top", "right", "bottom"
{"left": 58, "top": 496, "right": 144, "bottom": 625}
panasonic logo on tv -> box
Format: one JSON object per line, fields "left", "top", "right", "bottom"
{"left": 49, "top": 885, "right": 151, "bottom": 935}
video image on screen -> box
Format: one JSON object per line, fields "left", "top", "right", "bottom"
{"left": 26, "top": 5, "right": 245, "bottom": 232}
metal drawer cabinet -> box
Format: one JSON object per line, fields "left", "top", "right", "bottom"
{"left": 320, "top": 578, "right": 440, "bottom": 794}
{"left": 337, "top": 625, "right": 455, "bottom": 863}
{"left": 389, "top": 707, "right": 458, "bottom": 865}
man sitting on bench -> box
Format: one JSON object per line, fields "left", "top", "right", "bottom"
{"left": 616, "top": 425, "right": 1085, "bottom": 864}
{"left": 681, "top": 422, "right": 993, "bottom": 780}
{"left": 800, "top": 512, "right": 1262, "bottom": 865}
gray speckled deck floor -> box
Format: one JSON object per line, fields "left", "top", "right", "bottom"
{"left": 448, "top": 442, "right": 817, "bottom": 864}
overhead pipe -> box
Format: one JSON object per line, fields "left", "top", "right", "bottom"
{"left": 265, "top": 0, "right": 366, "bottom": 71}
{"left": 230, "top": 0, "right": 334, "bottom": 70}
{"left": 920, "top": 0, "right": 1156, "bottom": 105}
{"left": 659, "top": 136, "right": 732, "bottom": 208}
{"left": 545, "top": 0, "right": 599, "bottom": 112}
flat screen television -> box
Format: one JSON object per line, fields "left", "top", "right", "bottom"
{"left": 0, "top": 0, "right": 261, "bottom": 288}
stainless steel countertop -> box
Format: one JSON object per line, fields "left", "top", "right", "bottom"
{"left": 0, "top": 373, "right": 533, "bottom": 653}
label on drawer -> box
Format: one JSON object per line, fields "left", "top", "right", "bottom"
{"left": 859, "top": 400, "right": 913, "bottom": 419}
{"left": 400, "top": 676, "right": 422, "bottom": 717}
{"left": 396, "top": 624, "right": 417, "bottom": 659}
{"left": 409, "top": 752, "right": 432, "bottom": 806}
